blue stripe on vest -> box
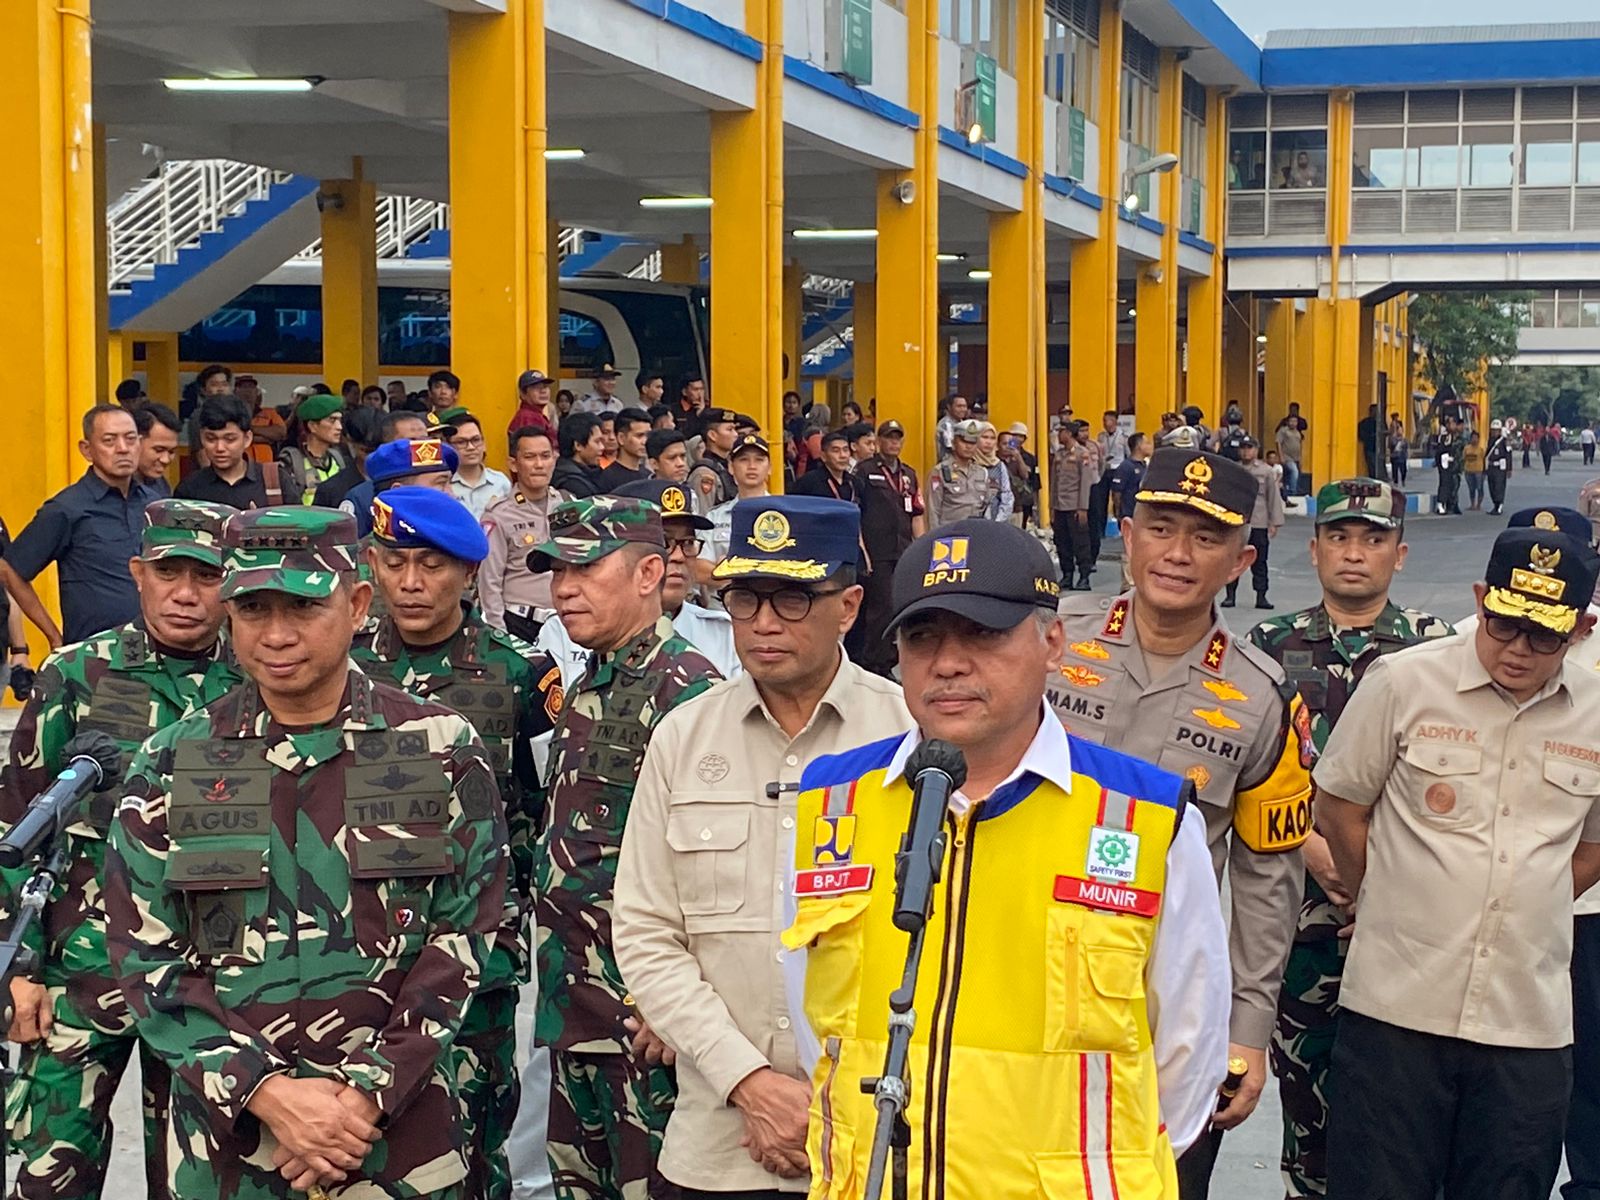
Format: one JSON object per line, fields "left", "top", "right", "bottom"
{"left": 977, "top": 771, "right": 1045, "bottom": 822}
{"left": 799, "top": 734, "right": 905, "bottom": 794}
{"left": 1066, "top": 734, "right": 1185, "bottom": 811}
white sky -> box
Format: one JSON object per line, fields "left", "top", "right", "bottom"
{"left": 1218, "top": 0, "right": 1598, "bottom": 39}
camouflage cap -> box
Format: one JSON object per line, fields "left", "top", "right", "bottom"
{"left": 220, "top": 506, "right": 361, "bottom": 600}
{"left": 527, "top": 495, "right": 665, "bottom": 572}
{"left": 140, "top": 498, "right": 238, "bottom": 567}
{"left": 1315, "top": 477, "right": 1405, "bottom": 529}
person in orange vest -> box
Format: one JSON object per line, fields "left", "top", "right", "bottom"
{"left": 783, "top": 519, "right": 1231, "bottom": 1199}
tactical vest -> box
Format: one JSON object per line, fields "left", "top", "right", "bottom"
{"left": 783, "top": 736, "right": 1183, "bottom": 1200}
{"left": 77, "top": 630, "right": 173, "bottom": 833}
{"left": 416, "top": 631, "right": 517, "bottom": 783}
{"left": 547, "top": 647, "right": 663, "bottom": 845}
{"left": 164, "top": 683, "right": 456, "bottom": 964}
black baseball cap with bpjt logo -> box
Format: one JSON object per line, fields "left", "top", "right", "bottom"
{"left": 885, "top": 518, "right": 1061, "bottom": 636}
{"left": 611, "top": 478, "right": 714, "bottom": 530}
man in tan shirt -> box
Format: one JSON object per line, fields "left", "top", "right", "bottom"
{"left": 1050, "top": 419, "right": 1095, "bottom": 591}
{"left": 613, "top": 495, "right": 912, "bottom": 1198}
{"left": 1316, "top": 525, "right": 1600, "bottom": 1200}
{"left": 479, "top": 424, "right": 565, "bottom": 642}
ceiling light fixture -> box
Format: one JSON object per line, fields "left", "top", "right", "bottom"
{"left": 544, "top": 148, "right": 587, "bottom": 162}
{"left": 968, "top": 269, "right": 992, "bottom": 281}
{"left": 792, "top": 228, "right": 879, "bottom": 242}
{"left": 639, "top": 196, "right": 714, "bottom": 210}
{"left": 937, "top": 252, "right": 968, "bottom": 263}
{"left": 1256, "top": 333, "right": 1269, "bottom": 344}
{"left": 163, "top": 77, "right": 320, "bottom": 93}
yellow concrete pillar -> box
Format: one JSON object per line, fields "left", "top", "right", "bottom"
{"left": 106, "top": 331, "right": 131, "bottom": 393}
{"left": 1358, "top": 303, "right": 1376, "bottom": 424}
{"left": 659, "top": 236, "right": 700, "bottom": 285}
{"left": 5, "top": 0, "right": 96, "bottom": 521}
{"left": 782, "top": 261, "right": 804, "bottom": 393}
{"left": 1306, "top": 299, "right": 1362, "bottom": 487}
{"left": 525, "top": 3, "right": 550, "bottom": 387}
{"left": 852, "top": 281, "right": 877, "bottom": 408}
{"left": 320, "top": 162, "right": 380, "bottom": 390}
{"left": 1185, "top": 86, "right": 1229, "bottom": 431}
{"left": 710, "top": 0, "right": 784, "bottom": 483}
{"left": 94, "top": 122, "right": 110, "bottom": 404}
{"left": 1134, "top": 51, "right": 1183, "bottom": 434}
{"left": 874, "top": 0, "right": 938, "bottom": 474}
{"left": 449, "top": 5, "right": 529, "bottom": 438}
{"left": 986, "top": 0, "right": 1044, "bottom": 439}
{"left": 139, "top": 333, "right": 179, "bottom": 408}
{"left": 1069, "top": 0, "right": 1123, "bottom": 420}
{"left": 1264, "top": 299, "right": 1296, "bottom": 436}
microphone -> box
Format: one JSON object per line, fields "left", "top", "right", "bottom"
{"left": 0, "top": 731, "right": 123, "bottom": 869}
{"left": 892, "top": 739, "right": 968, "bottom": 933}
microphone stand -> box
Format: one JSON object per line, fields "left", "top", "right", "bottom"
{"left": 861, "top": 795, "right": 951, "bottom": 1200}
{"left": 0, "top": 838, "right": 71, "bottom": 1195}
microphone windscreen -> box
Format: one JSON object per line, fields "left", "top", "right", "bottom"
{"left": 60, "top": 730, "right": 125, "bottom": 792}
{"left": 905, "top": 738, "right": 968, "bottom": 792}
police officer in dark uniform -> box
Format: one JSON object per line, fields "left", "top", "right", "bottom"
{"left": 854, "top": 420, "right": 925, "bottom": 676}
{"left": 686, "top": 408, "right": 740, "bottom": 515}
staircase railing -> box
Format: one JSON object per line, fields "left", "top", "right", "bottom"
{"left": 107, "top": 159, "right": 290, "bottom": 290}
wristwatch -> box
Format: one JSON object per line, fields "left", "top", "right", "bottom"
{"left": 8, "top": 645, "right": 28, "bottom": 655}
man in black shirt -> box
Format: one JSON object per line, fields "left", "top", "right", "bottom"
{"left": 594, "top": 407, "right": 653, "bottom": 492}
{"left": 552, "top": 412, "right": 603, "bottom": 497}
{"left": 853, "top": 419, "right": 924, "bottom": 676}
{"left": 4, "top": 405, "right": 160, "bottom": 644}
{"left": 173, "top": 395, "right": 285, "bottom": 509}
{"left": 792, "top": 429, "right": 858, "bottom": 504}
{"left": 131, "top": 402, "right": 180, "bottom": 498}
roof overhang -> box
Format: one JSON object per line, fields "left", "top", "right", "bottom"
{"left": 1123, "top": 0, "right": 1261, "bottom": 90}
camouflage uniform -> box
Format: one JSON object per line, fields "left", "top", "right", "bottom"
{"left": 0, "top": 499, "right": 241, "bottom": 1200}
{"left": 104, "top": 505, "right": 508, "bottom": 1200}
{"left": 1248, "top": 600, "right": 1452, "bottom": 1198}
{"left": 353, "top": 608, "right": 564, "bottom": 1200}
{"left": 529, "top": 496, "right": 720, "bottom": 1200}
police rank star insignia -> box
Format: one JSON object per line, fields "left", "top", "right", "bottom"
{"left": 1102, "top": 598, "right": 1129, "bottom": 637}
{"left": 1202, "top": 631, "right": 1228, "bottom": 672}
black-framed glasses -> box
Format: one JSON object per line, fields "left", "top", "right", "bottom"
{"left": 720, "top": 585, "right": 846, "bottom": 622}
{"left": 664, "top": 535, "right": 703, "bottom": 556}
{"left": 1483, "top": 614, "right": 1569, "bottom": 656}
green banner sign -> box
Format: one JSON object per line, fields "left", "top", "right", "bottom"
{"left": 1190, "top": 180, "right": 1203, "bottom": 235}
{"left": 1067, "top": 107, "right": 1087, "bottom": 180}
{"left": 840, "top": 0, "right": 872, "bottom": 85}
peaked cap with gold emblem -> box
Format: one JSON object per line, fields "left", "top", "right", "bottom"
{"left": 612, "top": 478, "right": 714, "bottom": 530}
{"left": 1483, "top": 527, "right": 1600, "bottom": 635}
{"left": 711, "top": 495, "right": 860, "bottom": 582}
{"left": 1135, "top": 448, "right": 1257, "bottom": 527}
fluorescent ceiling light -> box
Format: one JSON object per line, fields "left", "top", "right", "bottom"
{"left": 544, "top": 148, "right": 587, "bottom": 162}
{"left": 937, "top": 252, "right": 968, "bottom": 263}
{"left": 793, "top": 228, "right": 878, "bottom": 241}
{"left": 1256, "top": 333, "right": 1269, "bottom": 344}
{"left": 1127, "top": 308, "right": 1138, "bottom": 318}
{"left": 639, "top": 196, "right": 714, "bottom": 210}
{"left": 967, "top": 269, "right": 992, "bottom": 281}
{"left": 163, "top": 77, "right": 318, "bottom": 93}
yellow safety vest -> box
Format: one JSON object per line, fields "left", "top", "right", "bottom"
{"left": 783, "top": 734, "right": 1186, "bottom": 1200}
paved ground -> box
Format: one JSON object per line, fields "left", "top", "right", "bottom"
{"left": 14, "top": 453, "right": 1596, "bottom": 1198}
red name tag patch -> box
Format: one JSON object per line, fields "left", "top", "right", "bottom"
{"left": 796, "top": 865, "right": 874, "bottom": 897}
{"left": 1053, "top": 875, "right": 1160, "bottom": 917}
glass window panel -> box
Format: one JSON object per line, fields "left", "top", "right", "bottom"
{"left": 1582, "top": 300, "right": 1600, "bottom": 328}
{"left": 1410, "top": 126, "right": 1461, "bottom": 188}
{"left": 1464, "top": 125, "right": 1515, "bottom": 186}
{"left": 1580, "top": 124, "right": 1600, "bottom": 184}
{"left": 1272, "top": 129, "right": 1327, "bottom": 189}
{"left": 1559, "top": 298, "right": 1582, "bottom": 328}
{"left": 1531, "top": 298, "right": 1556, "bottom": 327}
{"left": 1523, "top": 124, "right": 1574, "bottom": 185}
{"left": 1353, "top": 127, "right": 1404, "bottom": 188}
{"left": 1229, "top": 130, "right": 1267, "bottom": 190}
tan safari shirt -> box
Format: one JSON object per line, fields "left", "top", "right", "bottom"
{"left": 1313, "top": 633, "right": 1600, "bottom": 1048}
{"left": 478, "top": 487, "right": 564, "bottom": 628}
{"left": 613, "top": 651, "right": 912, "bottom": 1193}
{"left": 1050, "top": 591, "right": 1313, "bottom": 1048}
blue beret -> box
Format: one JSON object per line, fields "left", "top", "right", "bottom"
{"left": 711, "top": 495, "right": 860, "bottom": 582}
{"left": 370, "top": 486, "right": 489, "bottom": 563}
{"left": 366, "top": 438, "right": 459, "bottom": 484}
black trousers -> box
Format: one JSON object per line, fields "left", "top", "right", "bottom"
{"left": 1327, "top": 1011, "right": 1571, "bottom": 1200}
{"left": 1225, "top": 528, "right": 1271, "bottom": 599}
{"left": 1053, "top": 511, "right": 1093, "bottom": 578}
{"left": 1586, "top": 442, "right": 1596, "bottom": 465}
{"left": 853, "top": 556, "right": 899, "bottom": 678}
{"left": 1565, "top": 913, "right": 1600, "bottom": 1199}
{"left": 1087, "top": 481, "right": 1109, "bottom": 562}
{"left": 1390, "top": 455, "right": 1407, "bottom": 486}
{"left": 1544, "top": 449, "right": 1556, "bottom": 473}
{"left": 1487, "top": 467, "right": 1508, "bottom": 509}
{"left": 1175, "top": 1132, "right": 1223, "bottom": 1199}
{"left": 1436, "top": 469, "right": 1461, "bottom": 513}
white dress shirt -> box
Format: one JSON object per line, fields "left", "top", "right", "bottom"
{"left": 536, "top": 603, "right": 741, "bottom": 691}
{"left": 783, "top": 712, "right": 1231, "bottom": 1154}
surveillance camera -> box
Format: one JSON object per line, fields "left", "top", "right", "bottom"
{"left": 893, "top": 180, "right": 916, "bottom": 205}
{"left": 315, "top": 191, "right": 345, "bottom": 214}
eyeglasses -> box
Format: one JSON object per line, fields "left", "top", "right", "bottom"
{"left": 664, "top": 535, "right": 703, "bottom": 556}
{"left": 1483, "top": 614, "right": 1569, "bottom": 656}
{"left": 452, "top": 435, "right": 485, "bottom": 448}
{"left": 720, "top": 585, "right": 846, "bottom": 622}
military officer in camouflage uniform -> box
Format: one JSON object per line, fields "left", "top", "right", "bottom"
{"left": 1048, "top": 448, "right": 1315, "bottom": 1200}
{"left": 0, "top": 499, "right": 242, "bottom": 1200}
{"left": 351, "top": 487, "right": 565, "bottom": 1200}
{"left": 926, "top": 419, "right": 992, "bottom": 526}
{"left": 528, "top": 496, "right": 720, "bottom": 1199}
{"left": 105, "top": 506, "right": 508, "bottom": 1200}
{"left": 1246, "top": 479, "right": 1452, "bottom": 1199}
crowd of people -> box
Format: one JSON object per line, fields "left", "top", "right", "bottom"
{"left": 3, "top": 361, "right": 1600, "bottom": 1200}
